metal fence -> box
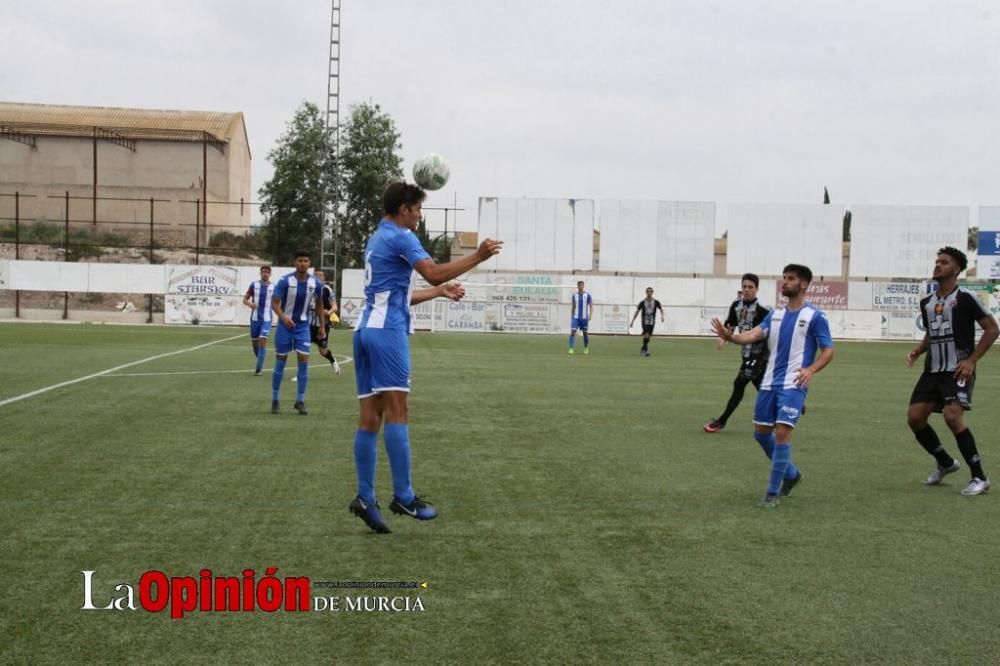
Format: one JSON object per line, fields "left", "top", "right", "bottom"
{"left": 0, "top": 190, "right": 265, "bottom": 321}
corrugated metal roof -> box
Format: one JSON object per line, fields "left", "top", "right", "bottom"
{"left": 0, "top": 101, "right": 244, "bottom": 143}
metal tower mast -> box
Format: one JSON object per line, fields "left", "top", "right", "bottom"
{"left": 323, "top": 0, "right": 342, "bottom": 275}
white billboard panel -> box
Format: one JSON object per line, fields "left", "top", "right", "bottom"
{"left": 727, "top": 203, "right": 843, "bottom": 277}
{"left": 848, "top": 205, "right": 968, "bottom": 278}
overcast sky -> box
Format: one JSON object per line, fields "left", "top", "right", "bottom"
{"left": 3, "top": 0, "right": 998, "bottom": 234}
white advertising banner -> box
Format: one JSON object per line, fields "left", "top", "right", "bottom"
{"left": 443, "top": 301, "right": 488, "bottom": 333}
{"left": 500, "top": 303, "right": 559, "bottom": 334}
{"left": 870, "top": 282, "right": 928, "bottom": 312}
{"left": 164, "top": 265, "right": 240, "bottom": 325}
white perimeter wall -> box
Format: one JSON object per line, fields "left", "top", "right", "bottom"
{"left": 4, "top": 260, "right": 998, "bottom": 341}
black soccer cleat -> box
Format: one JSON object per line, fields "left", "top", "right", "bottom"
{"left": 780, "top": 472, "right": 803, "bottom": 497}
{"left": 293, "top": 400, "right": 308, "bottom": 416}
{"left": 271, "top": 400, "right": 279, "bottom": 414}
{"left": 349, "top": 496, "right": 391, "bottom": 534}
{"left": 389, "top": 495, "right": 439, "bottom": 521}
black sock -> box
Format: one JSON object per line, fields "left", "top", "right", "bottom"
{"left": 641, "top": 341, "right": 648, "bottom": 351}
{"left": 718, "top": 376, "right": 750, "bottom": 426}
{"left": 955, "top": 429, "right": 986, "bottom": 480}
{"left": 914, "top": 426, "right": 955, "bottom": 468}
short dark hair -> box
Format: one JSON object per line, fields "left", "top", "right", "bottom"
{"left": 782, "top": 263, "right": 813, "bottom": 284}
{"left": 740, "top": 273, "right": 760, "bottom": 288}
{"left": 294, "top": 250, "right": 310, "bottom": 259}
{"left": 260, "top": 264, "right": 271, "bottom": 271}
{"left": 383, "top": 181, "right": 426, "bottom": 215}
{"left": 938, "top": 246, "right": 968, "bottom": 271}
{"left": 577, "top": 280, "right": 585, "bottom": 286}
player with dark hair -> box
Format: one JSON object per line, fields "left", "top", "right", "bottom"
{"left": 906, "top": 246, "right": 999, "bottom": 496}
{"left": 271, "top": 251, "right": 323, "bottom": 415}
{"left": 348, "top": 181, "right": 503, "bottom": 533}
{"left": 705, "top": 273, "right": 770, "bottom": 432}
{"left": 568, "top": 281, "right": 593, "bottom": 355}
{"left": 629, "top": 287, "right": 664, "bottom": 357}
{"left": 309, "top": 269, "right": 341, "bottom": 375}
{"left": 711, "top": 263, "right": 834, "bottom": 508}
{"left": 243, "top": 265, "right": 274, "bottom": 376}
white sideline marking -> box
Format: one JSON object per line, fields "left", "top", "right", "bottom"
{"left": 0, "top": 333, "right": 244, "bottom": 408}
{"left": 101, "top": 355, "right": 353, "bottom": 378}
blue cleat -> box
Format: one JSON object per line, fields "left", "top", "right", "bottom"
{"left": 349, "top": 496, "right": 391, "bottom": 534}
{"left": 389, "top": 495, "right": 439, "bottom": 521}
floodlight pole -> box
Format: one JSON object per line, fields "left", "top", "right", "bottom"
{"left": 323, "top": 0, "right": 342, "bottom": 287}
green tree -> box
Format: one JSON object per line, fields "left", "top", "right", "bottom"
{"left": 258, "top": 102, "right": 336, "bottom": 265}
{"left": 335, "top": 102, "right": 404, "bottom": 270}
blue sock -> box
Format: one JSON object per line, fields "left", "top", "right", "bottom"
{"left": 756, "top": 433, "right": 799, "bottom": 480}
{"left": 568, "top": 335, "right": 575, "bottom": 349}
{"left": 296, "top": 360, "right": 308, "bottom": 402}
{"left": 271, "top": 356, "right": 287, "bottom": 401}
{"left": 354, "top": 429, "right": 378, "bottom": 503}
{"left": 768, "top": 444, "right": 792, "bottom": 495}
{"left": 383, "top": 423, "right": 414, "bottom": 504}
{"left": 583, "top": 332, "right": 589, "bottom": 347}
{"left": 255, "top": 347, "right": 266, "bottom": 372}
{"left": 754, "top": 432, "right": 775, "bottom": 459}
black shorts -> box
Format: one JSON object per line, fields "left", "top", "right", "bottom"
{"left": 738, "top": 355, "right": 767, "bottom": 388}
{"left": 910, "top": 371, "right": 975, "bottom": 412}
{"left": 310, "top": 323, "right": 331, "bottom": 346}
{"left": 642, "top": 323, "right": 655, "bottom": 335}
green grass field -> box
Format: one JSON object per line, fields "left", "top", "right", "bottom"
{"left": 2, "top": 322, "right": 1000, "bottom": 664}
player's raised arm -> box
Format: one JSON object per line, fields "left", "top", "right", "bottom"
{"left": 711, "top": 318, "right": 766, "bottom": 345}
{"left": 411, "top": 282, "right": 465, "bottom": 305}
{"left": 413, "top": 238, "right": 502, "bottom": 286}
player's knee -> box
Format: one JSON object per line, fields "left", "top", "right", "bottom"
{"left": 942, "top": 407, "right": 965, "bottom": 431}
{"left": 359, "top": 414, "right": 382, "bottom": 431}
{"left": 906, "top": 409, "right": 928, "bottom": 431}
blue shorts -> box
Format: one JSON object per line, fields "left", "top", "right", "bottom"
{"left": 353, "top": 327, "right": 411, "bottom": 399}
{"left": 754, "top": 388, "right": 807, "bottom": 428}
{"left": 275, "top": 323, "right": 311, "bottom": 355}
{"left": 250, "top": 319, "right": 272, "bottom": 340}
{"left": 571, "top": 317, "right": 589, "bottom": 331}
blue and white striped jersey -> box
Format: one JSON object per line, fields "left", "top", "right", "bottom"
{"left": 357, "top": 220, "right": 431, "bottom": 333}
{"left": 245, "top": 280, "right": 275, "bottom": 323}
{"left": 273, "top": 273, "right": 321, "bottom": 328}
{"left": 572, "top": 291, "right": 593, "bottom": 320}
{"left": 758, "top": 304, "right": 833, "bottom": 391}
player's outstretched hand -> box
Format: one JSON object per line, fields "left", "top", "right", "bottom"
{"left": 476, "top": 238, "right": 504, "bottom": 260}
{"left": 709, "top": 318, "right": 730, "bottom": 341}
{"left": 440, "top": 282, "right": 466, "bottom": 302}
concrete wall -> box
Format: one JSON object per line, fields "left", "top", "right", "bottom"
{"left": 0, "top": 133, "right": 251, "bottom": 244}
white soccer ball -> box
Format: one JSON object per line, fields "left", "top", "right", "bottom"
{"left": 412, "top": 153, "right": 450, "bottom": 191}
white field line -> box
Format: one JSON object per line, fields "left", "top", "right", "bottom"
{"left": 101, "top": 355, "right": 353, "bottom": 377}
{"left": 0, "top": 333, "right": 244, "bottom": 408}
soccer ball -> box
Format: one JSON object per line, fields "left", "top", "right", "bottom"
{"left": 412, "top": 153, "right": 450, "bottom": 191}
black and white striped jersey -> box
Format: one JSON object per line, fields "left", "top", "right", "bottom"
{"left": 919, "top": 287, "right": 991, "bottom": 373}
